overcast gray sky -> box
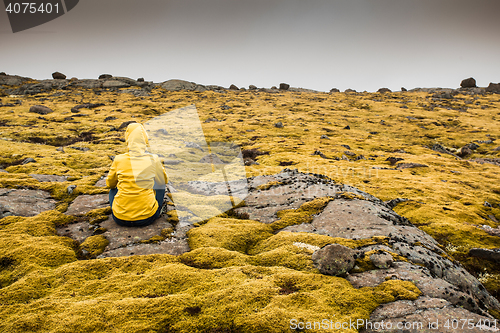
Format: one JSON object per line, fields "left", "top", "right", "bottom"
{"left": 1, "top": 0, "right": 499, "bottom": 92}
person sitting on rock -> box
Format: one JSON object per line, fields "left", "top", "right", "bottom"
{"left": 106, "top": 123, "right": 168, "bottom": 227}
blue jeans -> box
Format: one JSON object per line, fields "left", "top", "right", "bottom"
{"left": 109, "top": 186, "right": 165, "bottom": 227}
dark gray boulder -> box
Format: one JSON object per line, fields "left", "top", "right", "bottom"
{"left": 29, "top": 105, "right": 53, "bottom": 115}
{"left": 312, "top": 244, "right": 357, "bottom": 276}
{"left": 461, "top": 77, "right": 477, "bottom": 88}
{"left": 52, "top": 72, "right": 66, "bottom": 80}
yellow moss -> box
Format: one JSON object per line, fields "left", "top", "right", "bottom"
{"left": 338, "top": 192, "right": 366, "bottom": 200}
{"left": 257, "top": 181, "right": 283, "bottom": 191}
{"left": 85, "top": 207, "right": 111, "bottom": 225}
{"left": 80, "top": 235, "right": 109, "bottom": 257}
{"left": 139, "top": 235, "right": 165, "bottom": 244}
{"left": 187, "top": 217, "right": 273, "bottom": 253}
{"left": 161, "top": 227, "right": 174, "bottom": 238}
{"left": 352, "top": 249, "right": 408, "bottom": 273}
{"left": 270, "top": 197, "right": 335, "bottom": 231}
{"left": 250, "top": 232, "right": 388, "bottom": 255}
{"left": 1, "top": 88, "right": 500, "bottom": 331}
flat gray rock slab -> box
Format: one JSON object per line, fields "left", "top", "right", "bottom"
{"left": 57, "top": 214, "right": 190, "bottom": 258}
{"left": 100, "top": 215, "right": 174, "bottom": 250}
{"left": 65, "top": 194, "right": 109, "bottom": 216}
{"left": 97, "top": 239, "right": 190, "bottom": 258}
{"left": 0, "top": 189, "right": 56, "bottom": 217}
{"left": 29, "top": 174, "right": 67, "bottom": 182}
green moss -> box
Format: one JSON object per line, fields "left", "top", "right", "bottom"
{"left": 80, "top": 235, "right": 109, "bottom": 257}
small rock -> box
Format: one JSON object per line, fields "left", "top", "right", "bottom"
{"left": 137, "top": 78, "right": 145, "bottom": 82}
{"left": 274, "top": 122, "right": 284, "bottom": 128}
{"left": 271, "top": 86, "right": 277, "bottom": 90}
{"left": 457, "top": 147, "right": 472, "bottom": 157}
{"left": 99, "top": 74, "right": 113, "bottom": 80}
{"left": 312, "top": 244, "right": 357, "bottom": 276}
{"left": 386, "top": 157, "right": 404, "bottom": 166}
{"left": 229, "top": 84, "right": 239, "bottom": 90}
{"left": 469, "top": 248, "right": 500, "bottom": 262}
{"left": 199, "top": 154, "right": 224, "bottom": 164}
{"left": 345, "top": 89, "right": 356, "bottom": 93}
{"left": 249, "top": 85, "right": 257, "bottom": 90}
{"left": 370, "top": 252, "right": 394, "bottom": 268}
{"left": 343, "top": 125, "right": 350, "bottom": 130}
{"left": 341, "top": 145, "right": 351, "bottom": 150}
{"left": 21, "top": 157, "right": 36, "bottom": 165}
{"left": 56, "top": 147, "right": 65, "bottom": 152}
{"left": 401, "top": 87, "right": 407, "bottom": 92}
{"left": 67, "top": 185, "right": 77, "bottom": 195}
{"left": 29, "top": 105, "right": 53, "bottom": 115}
{"left": 279, "top": 83, "right": 290, "bottom": 90}
{"left": 484, "top": 201, "right": 492, "bottom": 208}
{"left": 118, "top": 121, "right": 137, "bottom": 130}
{"left": 330, "top": 88, "right": 340, "bottom": 93}
{"left": 460, "top": 77, "right": 477, "bottom": 88}
{"left": 320, "top": 135, "right": 330, "bottom": 140}
{"left": 377, "top": 88, "right": 392, "bottom": 93}
{"left": 52, "top": 72, "right": 66, "bottom": 80}
{"left": 312, "top": 150, "right": 327, "bottom": 158}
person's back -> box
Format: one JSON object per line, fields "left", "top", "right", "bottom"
{"left": 106, "top": 123, "right": 167, "bottom": 226}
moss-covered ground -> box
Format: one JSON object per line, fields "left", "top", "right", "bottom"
{"left": 0, "top": 85, "right": 499, "bottom": 331}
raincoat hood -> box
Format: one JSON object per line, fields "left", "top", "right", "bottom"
{"left": 125, "top": 123, "right": 149, "bottom": 155}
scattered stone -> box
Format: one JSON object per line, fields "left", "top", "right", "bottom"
{"left": 469, "top": 248, "right": 500, "bottom": 263}
{"left": 396, "top": 163, "right": 428, "bottom": 169}
{"left": 99, "top": 74, "right": 112, "bottom": 80}
{"left": 0, "top": 189, "right": 56, "bottom": 217}
{"left": 341, "top": 145, "right": 351, "bottom": 150}
{"left": 52, "top": 72, "right": 66, "bottom": 80}
{"left": 312, "top": 150, "right": 327, "bottom": 159}
{"left": 431, "top": 143, "right": 459, "bottom": 158}
{"left": 384, "top": 198, "right": 410, "bottom": 209}
{"left": 401, "top": 87, "right": 407, "bottom": 92}
{"left": 377, "top": 88, "right": 392, "bottom": 93}
{"left": 229, "top": 84, "right": 239, "bottom": 90}
{"left": 160, "top": 79, "right": 197, "bottom": 91}
{"left": 484, "top": 201, "right": 492, "bottom": 208}
{"left": 68, "top": 146, "right": 90, "bottom": 152}
{"left": 274, "top": 122, "right": 284, "bottom": 128}
{"left": 67, "top": 185, "right": 77, "bottom": 195}
{"left": 65, "top": 194, "right": 109, "bottom": 216}
{"left": 486, "top": 82, "right": 500, "bottom": 93}
{"left": 386, "top": 157, "right": 403, "bottom": 166}
{"left": 320, "top": 135, "right": 330, "bottom": 139}
{"left": 29, "top": 105, "right": 53, "bottom": 115}
{"left": 103, "top": 80, "right": 129, "bottom": 88}
{"left": 279, "top": 83, "right": 290, "bottom": 90}
{"left": 29, "top": 174, "right": 67, "bottom": 182}
{"left": 343, "top": 125, "right": 350, "bottom": 130}
{"left": 137, "top": 78, "right": 145, "bottom": 82}
{"left": 21, "top": 157, "right": 36, "bottom": 165}
{"left": 249, "top": 85, "right": 257, "bottom": 90}
{"left": 56, "top": 147, "right": 65, "bottom": 152}
{"left": 312, "top": 244, "right": 357, "bottom": 276}
{"left": 94, "top": 177, "right": 107, "bottom": 187}
{"left": 461, "top": 77, "right": 477, "bottom": 88}
{"left": 118, "top": 121, "right": 137, "bottom": 130}
{"left": 71, "top": 103, "right": 105, "bottom": 113}
{"left": 370, "top": 252, "right": 393, "bottom": 268}
{"left": 345, "top": 89, "right": 356, "bottom": 93}
{"left": 330, "top": 88, "right": 340, "bottom": 93}
{"left": 457, "top": 146, "right": 472, "bottom": 158}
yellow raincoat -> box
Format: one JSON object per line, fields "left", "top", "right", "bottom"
{"left": 106, "top": 123, "right": 168, "bottom": 221}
